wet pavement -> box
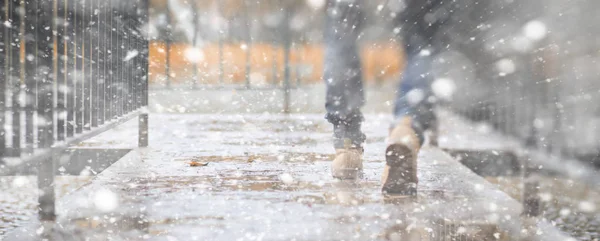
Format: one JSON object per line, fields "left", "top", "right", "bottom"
{"left": 0, "top": 176, "right": 91, "bottom": 238}
{"left": 3, "top": 114, "right": 571, "bottom": 240}
{"left": 488, "top": 176, "right": 600, "bottom": 241}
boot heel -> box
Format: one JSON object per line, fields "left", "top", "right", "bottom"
{"left": 382, "top": 144, "right": 417, "bottom": 196}
{"left": 331, "top": 147, "right": 363, "bottom": 180}
{"left": 385, "top": 144, "right": 413, "bottom": 167}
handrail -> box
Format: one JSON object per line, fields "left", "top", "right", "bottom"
{"left": 0, "top": 0, "right": 150, "bottom": 221}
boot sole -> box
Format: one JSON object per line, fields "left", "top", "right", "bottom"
{"left": 382, "top": 144, "right": 417, "bottom": 196}
{"left": 332, "top": 168, "right": 363, "bottom": 180}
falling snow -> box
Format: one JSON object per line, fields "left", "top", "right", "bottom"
{"left": 1, "top": 0, "right": 599, "bottom": 240}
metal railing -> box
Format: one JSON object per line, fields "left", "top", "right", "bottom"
{"left": 439, "top": 0, "right": 600, "bottom": 164}
{"left": 434, "top": 0, "right": 600, "bottom": 217}
{"left": 0, "top": 0, "right": 150, "bottom": 220}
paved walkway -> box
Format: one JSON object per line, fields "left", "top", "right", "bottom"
{"left": 6, "top": 113, "right": 568, "bottom": 240}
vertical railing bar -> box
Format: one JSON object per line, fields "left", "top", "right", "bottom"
{"left": 522, "top": 52, "right": 541, "bottom": 218}
{"left": 124, "top": 7, "right": 130, "bottom": 114}
{"left": 109, "top": 2, "right": 116, "bottom": 119}
{"left": 271, "top": 44, "right": 278, "bottom": 87}
{"left": 139, "top": 0, "right": 149, "bottom": 148}
{"left": 75, "top": 0, "right": 80, "bottom": 134}
{"left": 123, "top": 11, "right": 128, "bottom": 114}
{"left": 165, "top": 1, "right": 171, "bottom": 88}
{"left": 132, "top": 24, "right": 135, "bottom": 112}
{"left": 68, "top": 0, "right": 75, "bottom": 137}
{"left": 136, "top": 1, "right": 141, "bottom": 110}
{"left": 93, "top": 0, "right": 100, "bottom": 127}
{"left": 134, "top": 35, "right": 139, "bottom": 110}
{"left": 143, "top": 0, "right": 148, "bottom": 108}
{"left": 126, "top": 6, "right": 132, "bottom": 114}
{"left": 90, "top": 0, "right": 96, "bottom": 125}
{"left": 115, "top": 3, "right": 121, "bottom": 117}
{"left": 295, "top": 45, "right": 301, "bottom": 87}
{"left": 24, "top": 0, "right": 37, "bottom": 153}
{"left": 504, "top": 75, "right": 511, "bottom": 133}
{"left": 66, "top": 0, "right": 74, "bottom": 138}
{"left": 83, "top": 0, "right": 88, "bottom": 131}
{"left": 129, "top": 13, "right": 134, "bottom": 113}
{"left": 139, "top": 2, "right": 143, "bottom": 108}
{"left": 75, "top": 0, "right": 82, "bottom": 134}
{"left": 514, "top": 63, "right": 520, "bottom": 135}
{"left": 106, "top": 0, "right": 111, "bottom": 121}
{"left": 117, "top": 3, "right": 123, "bottom": 118}
{"left": 133, "top": 5, "right": 137, "bottom": 112}
{"left": 132, "top": 1, "right": 138, "bottom": 110}
{"left": 103, "top": 0, "right": 110, "bottom": 124}
{"left": 138, "top": 31, "right": 142, "bottom": 109}
{"left": 127, "top": 5, "right": 132, "bottom": 112}
{"left": 243, "top": 0, "right": 251, "bottom": 89}
{"left": 112, "top": 0, "right": 117, "bottom": 119}
{"left": 83, "top": 0, "right": 91, "bottom": 131}
{"left": 99, "top": 0, "right": 106, "bottom": 125}
{"left": 132, "top": 4, "right": 136, "bottom": 111}
{"left": 80, "top": 0, "right": 85, "bottom": 130}
{"left": 37, "top": 0, "right": 57, "bottom": 221}
{"left": 190, "top": 0, "right": 199, "bottom": 89}
{"left": 135, "top": 7, "right": 140, "bottom": 110}
{"left": 282, "top": 4, "right": 291, "bottom": 114}
{"left": 216, "top": 0, "right": 223, "bottom": 86}
{"left": 87, "top": 0, "right": 96, "bottom": 129}
{"left": 118, "top": 4, "right": 123, "bottom": 118}
{"left": 6, "top": 0, "right": 11, "bottom": 154}
{"left": 131, "top": 13, "right": 135, "bottom": 112}
{"left": 56, "top": 0, "right": 66, "bottom": 141}
{"left": 122, "top": 3, "right": 126, "bottom": 115}
{"left": 40, "top": 0, "right": 55, "bottom": 148}
{"left": 9, "top": 0, "right": 21, "bottom": 157}
{"left": 113, "top": 1, "right": 118, "bottom": 119}
{"left": 130, "top": 4, "right": 136, "bottom": 111}
{"left": 0, "top": 0, "right": 6, "bottom": 158}
{"left": 33, "top": 0, "right": 42, "bottom": 148}
{"left": 91, "top": 0, "right": 97, "bottom": 126}
{"left": 5, "top": 0, "right": 11, "bottom": 155}
{"left": 52, "top": 0, "right": 59, "bottom": 144}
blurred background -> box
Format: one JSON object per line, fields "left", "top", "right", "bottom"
{"left": 147, "top": 0, "right": 405, "bottom": 86}
{"left": 148, "top": 0, "right": 600, "bottom": 168}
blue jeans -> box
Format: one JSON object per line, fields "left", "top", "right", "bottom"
{"left": 323, "top": 0, "right": 438, "bottom": 148}
{"left": 324, "top": 48, "right": 436, "bottom": 148}
{"left": 323, "top": 0, "right": 366, "bottom": 149}
{"left": 392, "top": 51, "right": 437, "bottom": 144}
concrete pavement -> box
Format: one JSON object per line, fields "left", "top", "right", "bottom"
{"left": 4, "top": 113, "right": 569, "bottom": 240}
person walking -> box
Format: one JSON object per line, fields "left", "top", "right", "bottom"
{"left": 324, "top": 0, "right": 449, "bottom": 196}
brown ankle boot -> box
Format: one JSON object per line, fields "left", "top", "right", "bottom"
{"left": 382, "top": 117, "right": 421, "bottom": 196}
{"left": 332, "top": 139, "right": 363, "bottom": 180}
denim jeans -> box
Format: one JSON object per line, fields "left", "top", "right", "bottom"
{"left": 323, "top": 0, "right": 366, "bottom": 149}
{"left": 323, "top": 0, "right": 439, "bottom": 148}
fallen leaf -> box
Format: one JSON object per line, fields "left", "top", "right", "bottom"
{"left": 247, "top": 155, "right": 259, "bottom": 163}
{"left": 189, "top": 161, "right": 209, "bottom": 167}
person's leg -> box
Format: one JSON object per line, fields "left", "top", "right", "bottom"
{"left": 323, "top": 0, "right": 365, "bottom": 179}
{"left": 382, "top": 48, "right": 437, "bottom": 195}
{"left": 393, "top": 51, "right": 437, "bottom": 144}
{"left": 382, "top": 0, "right": 442, "bottom": 195}
{"left": 324, "top": 50, "right": 365, "bottom": 150}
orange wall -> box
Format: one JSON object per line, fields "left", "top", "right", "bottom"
{"left": 149, "top": 41, "right": 405, "bottom": 85}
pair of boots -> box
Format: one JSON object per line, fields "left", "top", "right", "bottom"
{"left": 332, "top": 117, "right": 421, "bottom": 196}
